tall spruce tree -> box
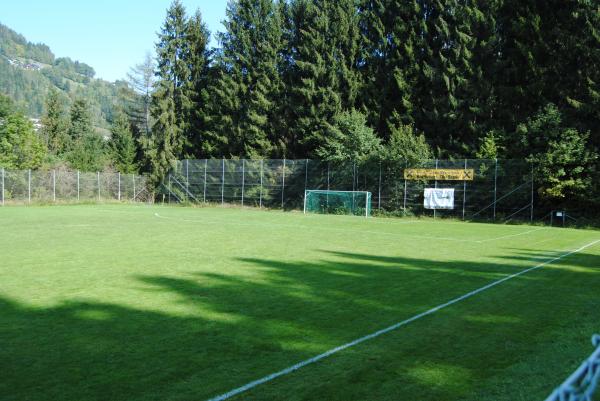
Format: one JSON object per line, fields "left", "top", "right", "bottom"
{"left": 413, "top": 0, "right": 480, "bottom": 155}
{"left": 209, "top": 0, "right": 284, "bottom": 158}
{"left": 66, "top": 98, "right": 106, "bottom": 171}
{"left": 41, "top": 88, "right": 69, "bottom": 154}
{"left": 283, "top": 0, "right": 361, "bottom": 157}
{"left": 109, "top": 111, "right": 138, "bottom": 174}
{"left": 149, "top": 0, "right": 190, "bottom": 182}
{"left": 183, "top": 10, "right": 212, "bottom": 158}
{"left": 357, "top": 0, "right": 421, "bottom": 140}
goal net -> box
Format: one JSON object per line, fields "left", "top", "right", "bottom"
{"left": 304, "top": 190, "right": 372, "bottom": 217}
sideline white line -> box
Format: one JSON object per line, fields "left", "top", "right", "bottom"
{"left": 477, "top": 227, "right": 547, "bottom": 243}
{"left": 205, "top": 238, "right": 600, "bottom": 401}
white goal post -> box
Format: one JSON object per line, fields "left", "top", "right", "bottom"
{"left": 303, "top": 190, "right": 372, "bottom": 218}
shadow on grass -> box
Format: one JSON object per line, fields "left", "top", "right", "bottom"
{"left": 1, "top": 250, "right": 599, "bottom": 401}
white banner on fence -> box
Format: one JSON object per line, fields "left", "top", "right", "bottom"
{"left": 424, "top": 188, "right": 455, "bottom": 210}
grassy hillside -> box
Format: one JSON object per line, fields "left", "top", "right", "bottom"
{"left": 0, "top": 22, "right": 125, "bottom": 129}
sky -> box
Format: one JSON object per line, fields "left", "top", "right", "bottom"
{"left": 1, "top": 0, "right": 228, "bottom": 82}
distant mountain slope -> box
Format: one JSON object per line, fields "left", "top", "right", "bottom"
{"left": 0, "top": 22, "right": 125, "bottom": 130}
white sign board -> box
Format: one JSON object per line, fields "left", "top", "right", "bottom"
{"left": 424, "top": 188, "right": 455, "bottom": 210}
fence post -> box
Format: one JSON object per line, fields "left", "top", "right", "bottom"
{"left": 530, "top": 163, "right": 534, "bottom": 222}
{"left": 378, "top": 162, "right": 382, "bottom": 211}
{"left": 118, "top": 172, "right": 121, "bottom": 201}
{"left": 168, "top": 174, "right": 172, "bottom": 203}
{"left": 53, "top": 170, "right": 56, "bottom": 202}
{"left": 493, "top": 158, "right": 498, "bottom": 220}
{"left": 28, "top": 169, "right": 31, "bottom": 203}
{"left": 241, "top": 159, "right": 245, "bottom": 207}
{"left": 433, "top": 159, "right": 438, "bottom": 219}
{"left": 1, "top": 168, "right": 4, "bottom": 206}
{"left": 221, "top": 158, "right": 225, "bottom": 205}
{"left": 462, "top": 159, "right": 467, "bottom": 220}
{"left": 97, "top": 172, "right": 100, "bottom": 201}
{"left": 281, "top": 158, "right": 286, "bottom": 209}
{"left": 403, "top": 161, "right": 408, "bottom": 214}
{"left": 132, "top": 174, "right": 135, "bottom": 201}
{"left": 186, "top": 159, "right": 189, "bottom": 195}
{"left": 259, "top": 159, "right": 263, "bottom": 208}
{"left": 203, "top": 159, "right": 207, "bottom": 203}
{"left": 304, "top": 159, "right": 309, "bottom": 193}
{"left": 326, "top": 162, "right": 330, "bottom": 208}
{"left": 77, "top": 170, "right": 80, "bottom": 201}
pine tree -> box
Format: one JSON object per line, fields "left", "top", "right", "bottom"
{"left": 209, "top": 0, "right": 284, "bottom": 158}
{"left": 41, "top": 88, "right": 69, "bottom": 154}
{"left": 285, "top": 0, "right": 362, "bottom": 157}
{"left": 182, "top": 9, "right": 212, "bottom": 158}
{"left": 66, "top": 98, "right": 105, "bottom": 171}
{"left": 109, "top": 111, "right": 138, "bottom": 173}
{"left": 126, "top": 52, "right": 155, "bottom": 138}
{"left": 357, "top": 0, "right": 420, "bottom": 138}
{"left": 68, "top": 98, "right": 94, "bottom": 141}
{"left": 149, "top": 0, "right": 190, "bottom": 182}
{"left": 413, "top": 0, "right": 481, "bottom": 155}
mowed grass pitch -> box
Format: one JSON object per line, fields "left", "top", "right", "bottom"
{"left": 1, "top": 205, "right": 599, "bottom": 401}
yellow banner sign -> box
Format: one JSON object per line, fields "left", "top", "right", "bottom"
{"left": 404, "top": 168, "right": 475, "bottom": 181}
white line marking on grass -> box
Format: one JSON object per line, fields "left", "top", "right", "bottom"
{"left": 205, "top": 238, "right": 600, "bottom": 401}
{"left": 476, "top": 227, "right": 547, "bottom": 243}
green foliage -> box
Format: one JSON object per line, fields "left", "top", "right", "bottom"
{"left": 475, "top": 131, "right": 503, "bottom": 160}
{"left": 208, "top": 0, "right": 284, "bottom": 158}
{"left": 518, "top": 104, "right": 597, "bottom": 200}
{"left": 65, "top": 98, "right": 106, "bottom": 171}
{"left": 109, "top": 112, "right": 137, "bottom": 174}
{"left": 316, "top": 109, "right": 381, "bottom": 162}
{"left": 382, "top": 117, "right": 432, "bottom": 164}
{"left": 0, "top": 111, "right": 46, "bottom": 169}
{"left": 41, "top": 89, "right": 69, "bottom": 154}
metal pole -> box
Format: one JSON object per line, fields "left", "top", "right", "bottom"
{"left": 434, "top": 160, "right": 439, "bottom": 219}
{"left": 28, "top": 169, "right": 31, "bottom": 203}
{"left": 403, "top": 161, "right": 408, "bottom": 213}
{"left": 97, "top": 172, "right": 101, "bottom": 201}
{"left": 53, "top": 169, "right": 56, "bottom": 202}
{"left": 185, "top": 159, "right": 189, "bottom": 195}
{"left": 378, "top": 162, "right": 382, "bottom": 210}
{"left": 77, "top": 170, "right": 80, "bottom": 201}
{"left": 493, "top": 158, "right": 498, "bottom": 220}
{"left": 221, "top": 158, "right": 225, "bottom": 205}
{"left": 326, "top": 162, "right": 330, "bottom": 208}
{"left": 530, "top": 163, "right": 534, "bottom": 222}
{"left": 203, "top": 159, "right": 207, "bottom": 203}
{"left": 303, "top": 190, "right": 307, "bottom": 214}
{"left": 1, "top": 168, "right": 4, "bottom": 206}
{"left": 168, "top": 175, "right": 172, "bottom": 203}
{"left": 462, "top": 159, "right": 467, "bottom": 220}
{"left": 281, "top": 158, "right": 286, "bottom": 209}
{"left": 241, "top": 159, "right": 245, "bottom": 207}
{"left": 118, "top": 172, "right": 121, "bottom": 201}
{"left": 259, "top": 159, "right": 263, "bottom": 208}
{"left": 304, "top": 159, "right": 309, "bottom": 193}
{"left": 132, "top": 174, "right": 135, "bottom": 201}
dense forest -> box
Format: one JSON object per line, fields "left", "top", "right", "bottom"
{"left": 1, "top": 0, "right": 599, "bottom": 211}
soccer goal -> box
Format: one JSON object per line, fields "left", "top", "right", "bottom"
{"left": 304, "top": 190, "right": 372, "bottom": 217}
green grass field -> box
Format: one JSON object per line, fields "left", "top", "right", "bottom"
{"left": 1, "top": 204, "right": 599, "bottom": 401}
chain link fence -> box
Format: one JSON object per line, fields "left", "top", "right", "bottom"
{"left": 0, "top": 168, "right": 153, "bottom": 205}
{"left": 163, "top": 159, "right": 536, "bottom": 221}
